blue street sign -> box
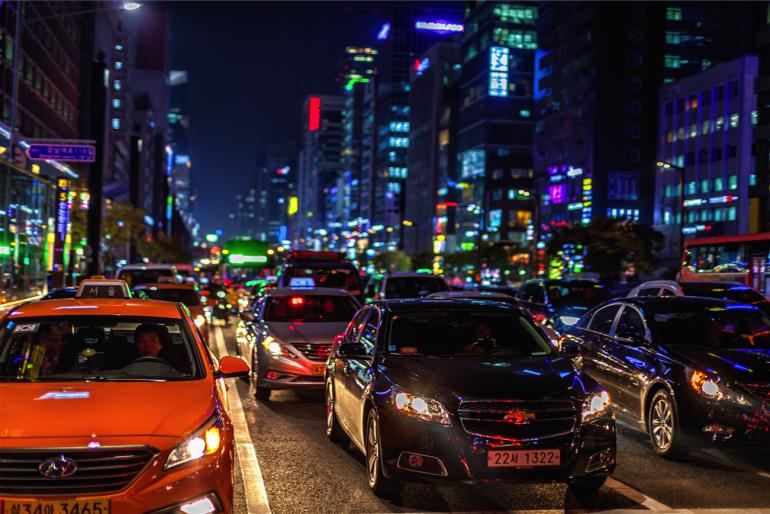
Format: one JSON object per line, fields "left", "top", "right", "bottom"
{"left": 26, "top": 144, "right": 96, "bottom": 163}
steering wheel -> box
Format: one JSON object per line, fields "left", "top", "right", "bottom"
{"left": 130, "top": 355, "right": 171, "bottom": 366}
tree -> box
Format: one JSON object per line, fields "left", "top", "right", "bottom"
{"left": 546, "top": 218, "right": 664, "bottom": 283}
{"left": 138, "top": 232, "right": 191, "bottom": 263}
{"left": 373, "top": 251, "right": 412, "bottom": 272}
{"left": 102, "top": 203, "right": 147, "bottom": 270}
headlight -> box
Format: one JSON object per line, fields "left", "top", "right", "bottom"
{"left": 261, "top": 335, "right": 295, "bottom": 358}
{"left": 165, "top": 415, "right": 223, "bottom": 470}
{"left": 391, "top": 388, "right": 451, "bottom": 425}
{"left": 581, "top": 390, "right": 611, "bottom": 423}
{"left": 690, "top": 370, "right": 722, "bottom": 399}
{"left": 558, "top": 315, "right": 580, "bottom": 327}
{"left": 194, "top": 314, "right": 206, "bottom": 328}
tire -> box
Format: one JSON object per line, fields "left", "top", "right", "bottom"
{"left": 325, "top": 379, "right": 350, "bottom": 445}
{"left": 252, "top": 351, "right": 271, "bottom": 401}
{"left": 647, "top": 389, "right": 687, "bottom": 459}
{"left": 568, "top": 475, "right": 606, "bottom": 497}
{"left": 365, "top": 408, "right": 401, "bottom": 500}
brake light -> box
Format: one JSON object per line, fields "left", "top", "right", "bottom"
{"left": 533, "top": 312, "right": 546, "bottom": 324}
{"left": 290, "top": 297, "right": 304, "bottom": 306}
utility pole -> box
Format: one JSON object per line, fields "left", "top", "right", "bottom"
{"left": 86, "top": 53, "right": 108, "bottom": 276}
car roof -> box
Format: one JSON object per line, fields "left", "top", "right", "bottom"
{"left": 427, "top": 291, "right": 514, "bottom": 300}
{"left": 118, "top": 263, "right": 178, "bottom": 271}
{"left": 373, "top": 298, "right": 523, "bottom": 313}
{"left": 679, "top": 281, "right": 748, "bottom": 290}
{"left": 133, "top": 283, "right": 197, "bottom": 291}
{"left": 283, "top": 261, "right": 356, "bottom": 268}
{"left": 386, "top": 272, "right": 443, "bottom": 279}
{"left": 8, "top": 299, "right": 185, "bottom": 319}
{"left": 611, "top": 296, "right": 735, "bottom": 309}
{"left": 268, "top": 287, "right": 354, "bottom": 297}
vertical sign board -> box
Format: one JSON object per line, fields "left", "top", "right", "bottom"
{"left": 489, "top": 47, "right": 510, "bottom": 97}
{"left": 52, "top": 178, "right": 70, "bottom": 280}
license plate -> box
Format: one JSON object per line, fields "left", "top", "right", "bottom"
{"left": 2, "top": 499, "right": 110, "bottom": 514}
{"left": 487, "top": 449, "right": 560, "bottom": 468}
{"left": 311, "top": 364, "right": 325, "bottom": 375}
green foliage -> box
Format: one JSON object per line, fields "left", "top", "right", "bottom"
{"left": 546, "top": 218, "right": 664, "bottom": 283}
{"left": 138, "top": 232, "right": 191, "bottom": 263}
{"left": 373, "top": 251, "right": 412, "bottom": 272}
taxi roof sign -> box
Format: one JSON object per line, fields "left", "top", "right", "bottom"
{"left": 76, "top": 279, "right": 132, "bottom": 299}
{"left": 289, "top": 277, "right": 315, "bottom": 289}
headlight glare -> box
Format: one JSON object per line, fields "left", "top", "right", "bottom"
{"left": 391, "top": 389, "right": 451, "bottom": 425}
{"left": 194, "top": 314, "right": 206, "bottom": 328}
{"left": 165, "top": 415, "right": 223, "bottom": 470}
{"left": 261, "top": 336, "right": 295, "bottom": 358}
{"left": 559, "top": 315, "right": 580, "bottom": 327}
{"left": 690, "top": 369, "right": 722, "bottom": 399}
{"left": 582, "top": 390, "right": 611, "bottom": 423}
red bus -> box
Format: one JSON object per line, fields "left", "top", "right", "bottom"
{"left": 682, "top": 232, "right": 770, "bottom": 292}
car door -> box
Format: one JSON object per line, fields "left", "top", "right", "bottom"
{"left": 604, "top": 305, "right": 655, "bottom": 420}
{"left": 575, "top": 304, "right": 622, "bottom": 397}
{"left": 342, "top": 308, "right": 380, "bottom": 446}
{"left": 333, "top": 308, "right": 371, "bottom": 432}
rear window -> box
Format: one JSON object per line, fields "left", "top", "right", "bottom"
{"left": 264, "top": 295, "right": 358, "bottom": 322}
{"left": 385, "top": 277, "right": 449, "bottom": 299}
{"left": 545, "top": 281, "right": 608, "bottom": 308}
{"left": 0, "top": 316, "right": 202, "bottom": 382}
{"left": 283, "top": 266, "right": 362, "bottom": 294}
{"left": 137, "top": 288, "right": 201, "bottom": 306}
{"left": 118, "top": 269, "right": 175, "bottom": 286}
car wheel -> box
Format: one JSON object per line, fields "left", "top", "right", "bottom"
{"left": 647, "top": 389, "right": 687, "bottom": 459}
{"left": 568, "top": 476, "right": 606, "bottom": 498}
{"left": 252, "top": 351, "right": 271, "bottom": 401}
{"left": 365, "top": 408, "right": 401, "bottom": 499}
{"left": 325, "top": 379, "right": 349, "bottom": 445}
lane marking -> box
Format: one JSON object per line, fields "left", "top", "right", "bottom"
{"left": 604, "top": 477, "right": 673, "bottom": 511}
{"left": 214, "top": 326, "right": 271, "bottom": 514}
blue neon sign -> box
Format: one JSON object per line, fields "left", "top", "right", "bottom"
{"left": 489, "top": 47, "right": 509, "bottom": 97}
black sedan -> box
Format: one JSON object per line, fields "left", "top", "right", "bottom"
{"left": 325, "top": 299, "right": 616, "bottom": 499}
{"left": 516, "top": 279, "right": 609, "bottom": 334}
{"left": 563, "top": 296, "right": 770, "bottom": 459}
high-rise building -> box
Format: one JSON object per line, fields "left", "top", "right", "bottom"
{"left": 296, "top": 95, "right": 345, "bottom": 244}
{"left": 368, "top": 5, "right": 463, "bottom": 247}
{"left": 458, "top": 2, "right": 538, "bottom": 270}
{"left": 338, "top": 46, "right": 377, "bottom": 224}
{"left": 534, "top": 2, "right": 763, "bottom": 275}
{"left": 752, "top": 8, "right": 770, "bottom": 233}
{"left": 255, "top": 146, "right": 295, "bottom": 244}
{"left": 228, "top": 187, "right": 259, "bottom": 240}
{"left": 405, "top": 41, "right": 461, "bottom": 259}
{"left": 655, "top": 56, "right": 758, "bottom": 265}
{"left": 168, "top": 69, "right": 198, "bottom": 242}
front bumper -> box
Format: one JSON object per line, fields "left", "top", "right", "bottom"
{"left": 257, "top": 348, "right": 326, "bottom": 390}
{"left": 678, "top": 387, "right": 770, "bottom": 445}
{"left": 377, "top": 407, "right": 616, "bottom": 485}
{"left": 0, "top": 435, "right": 234, "bottom": 514}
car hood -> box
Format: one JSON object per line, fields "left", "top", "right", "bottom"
{"left": 0, "top": 380, "right": 215, "bottom": 439}
{"left": 664, "top": 345, "right": 770, "bottom": 384}
{"left": 381, "top": 354, "right": 592, "bottom": 401}
{"left": 267, "top": 322, "right": 347, "bottom": 344}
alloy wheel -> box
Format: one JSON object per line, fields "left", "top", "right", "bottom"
{"left": 367, "top": 414, "right": 379, "bottom": 486}
{"left": 651, "top": 396, "right": 674, "bottom": 451}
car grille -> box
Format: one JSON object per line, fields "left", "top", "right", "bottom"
{"left": 458, "top": 399, "right": 577, "bottom": 443}
{"left": 0, "top": 446, "right": 156, "bottom": 496}
{"left": 294, "top": 342, "right": 332, "bottom": 361}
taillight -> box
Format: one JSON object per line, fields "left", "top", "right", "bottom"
{"left": 533, "top": 312, "right": 546, "bottom": 324}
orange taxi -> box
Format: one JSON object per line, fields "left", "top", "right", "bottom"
{"left": 0, "top": 279, "right": 248, "bottom": 514}
{"left": 131, "top": 282, "right": 209, "bottom": 341}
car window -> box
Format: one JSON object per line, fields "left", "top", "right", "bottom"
{"left": 0, "top": 316, "right": 202, "bottom": 381}
{"left": 545, "top": 281, "right": 608, "bottom": 308}
{"left": 138, "top": 288, "right": 201, "bottom": 306}
{"left": 588, "top": 305, "right": 621, "bottom": 335}
{"left": 264, "top": 295, "right": 358, "bottom": 322}
{"left": 346, "top": 309, "right": 371, "bottom": 344}
{"left": 384, "top": 277, "right": 448, "bottom": 298}
{"left": 518, "top": 283, "right": 545, "bottom": 304}
{"left": 637, "top": 288, "right": 660, "bottom": 297}
{"left": 660, "top": 288, "right": 676, "bottom": 297}
{"left": 284, "top": 266, "right": 362, "bottom": 294}
{"left": 359, "top": 311, "right": 379, "bottom": 356}
{"left": 614, "top": 306, "right": 646, "bottom": 341}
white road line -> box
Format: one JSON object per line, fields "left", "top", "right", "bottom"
{"left": 604, "top": 477, "right": 674, "bottom": 511}
{"left": 214, "top": 326, "right": 271, "bottom": 514}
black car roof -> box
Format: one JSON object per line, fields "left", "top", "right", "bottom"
{"left": 372, "top": 298, "right": 525, "bottom": 314}
{"left": 611, "top": 296, "right": 735, "bottom": 308}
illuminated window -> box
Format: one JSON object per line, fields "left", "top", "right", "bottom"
{"left": 112, "top": 98, "right": 121, "bottom": 109}
{"left": 687, "top": 211, "right": 696, "bottom": 223}
{"left": 688, "top": 123, "right": 698, "bottom": 138}
{"left": 491, "top": 28, "right": 537, "bottom": 50}
{"left": 752, "top": 110, "right": 759, "bottom": 125}
{"left": 700, "top": 209, "right": 710, "bottom": 222}
{"left": 714, "top": 177, "right": 723, "bottom": 191}
{"left": 714, "top": 208, "right": 723, "bottom": 221}
{"left": 388, "top": 137, "right": 409, "bottom": 148}
{"left": 665, "top": 31, "right": 681, "bottom": 44}
{"left": 701, "top": 179, "right": 709, "bottom": 194}
{"left": 113, "top": 80, "right": 122, "bottom": 91}
{"left": 389, "top": 121, "right": 409, "bottom": 132}
{"left": 115, "top": 61, "right": 123, "bottom": 70}
{"left": 751, "top": 173, "right": 757, "bottom": 186}
{"left": 115, "top": 44, "right": 124, "bottom": 51}
{"left": 715, "top": 116, "right": 724, "bottom": 131}
{"left": 686, "top": 181, "right": 696, "bottom": 195}
{"left": 111, "top": 118, "right": 120, "bottom": 130}
{"left": 727, "top": 206, "right": 737, "bottom": 221}
{"left": 666, "top": 7, "right": 682, "bottom": 21}
{"left": 729, "top": 175, "right": 738, "bottom": 190}
{"left": 702, "top": 120, "right": 710, "bottom": 135}
{"left": 664, "top": 210, "right": 672, "bottom": 224}
{"left": 729, "top": 113, "right": 739, "bottom": 128}
{"left": 664, "top": 55, "right": 681, "bottom": 68}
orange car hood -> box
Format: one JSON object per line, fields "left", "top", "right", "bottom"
{"left": 0, "top": 380, "right": 215, "bottom": 439}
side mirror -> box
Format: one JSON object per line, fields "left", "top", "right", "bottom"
{"left": 240, "top": 311, "right": 255, "bottom": 323}
{"left": 216, "top": 355, "right": 250, "bottom": 379}
{"left": 338, "top": 342, "right": 369, "bottom": 359}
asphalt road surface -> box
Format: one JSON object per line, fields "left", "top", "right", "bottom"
{"left": 211, "top": 324, "right": 770, "bottom": 514}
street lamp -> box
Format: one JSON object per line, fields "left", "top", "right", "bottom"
{"left": 122, "top": 2, "right": 143, "bottom": 11}
{"left": 656, "top": 160, "right": 686, "bottom": 265}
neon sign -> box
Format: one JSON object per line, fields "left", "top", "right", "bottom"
{"left": 489, "top": 47, "right": 509, "bottom": 97}
{"left": 414, "top": 20, "right": 464, "bottom": 33}
{"left": 377, "top": 23, "right": 390, "bottom": 40}
{"left": 414, "top": 57, "right": 430, "bottom": 76}
{"left": 308, "top": 97, "right": 320, "bottom": 132}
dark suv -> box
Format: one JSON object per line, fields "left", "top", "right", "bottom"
{"left": 278, "top": 251, "right": 364, "bottom": 302}
{"left": 325, "top": 299, "right": 616, "bottom": 499}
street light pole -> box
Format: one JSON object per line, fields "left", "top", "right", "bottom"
{"left": 656, "top": 160, "right": 686, "bottom": 267}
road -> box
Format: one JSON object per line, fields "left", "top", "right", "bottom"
{"left": 211, "top": 324, "right": 770, "bottom": 514}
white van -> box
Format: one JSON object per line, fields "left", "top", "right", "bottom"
{"left": 115, "top": 263, "right": 179, "bottom": 286}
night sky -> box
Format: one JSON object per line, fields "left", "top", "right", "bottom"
{"left": 167, "top": 2, "right": 386, "bottom": 236}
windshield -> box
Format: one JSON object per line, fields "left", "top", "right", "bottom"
{"left": 137, "top": 288, "right": 201, "bottom": 306}
{"left": 385, "top": 277, "right": 449, "bottom": 299}
{"left": 118, "top": 269, "right": 176, "bottom": 286}
{"left": 0, "top": 316, "right": 202, "bottom": 381}
{"left": 649, "top": 305, "right": 770, "bottom": 349}
{"left": 264, "top": 295, "right": 358, "bottom": 322}
{"left": 284, "top": 266, "right": 362, "bottom": 294}
{"left": 545, "top": 281, "right": 608, "bottom": 309}
{"left": 387, "top": 310, "right": 554, "bottom": 357}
